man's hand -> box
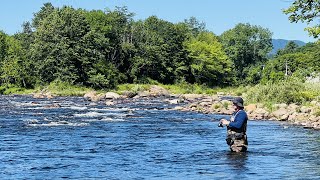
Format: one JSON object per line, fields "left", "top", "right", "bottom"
{"left": 219, "top": 119, "right": 230, "bottom": 126}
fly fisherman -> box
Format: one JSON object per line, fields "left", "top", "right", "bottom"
{"left": 219, "top": 97, "right": 248, "bottom": 152}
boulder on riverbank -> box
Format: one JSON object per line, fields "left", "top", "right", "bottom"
{"left": 83, "top": 85, "right": 171, "bottom": 102}
{"left": 84, "top": 91, "right": 105, "bottom": 102}
{"left": 81, "top": 86, "right": 320, "bottom": 130}
{"left": 105, "top": 92, "right": 120, "bottom": 99}
{"left": 149, "top": 85, "right": 170, "bottom": 97}
{"left": 163, "top": 93, "right": 320, "bottom": 130}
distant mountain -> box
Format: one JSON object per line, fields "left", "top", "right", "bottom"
{"left": 270, "top": 39, "right": 306, "bottom": 55}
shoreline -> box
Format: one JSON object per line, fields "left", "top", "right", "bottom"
{"left": 26, "top": 85, "right": 320, "bottom": 130}
{"left": 172, "top": 94, "right": 320, "bottom": 130}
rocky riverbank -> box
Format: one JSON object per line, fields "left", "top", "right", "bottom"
{"left": 33, "top": 85, "right": 320, "bottom": 130}
{"left": 173, "top": 94, "right": 320, "bottom": 130}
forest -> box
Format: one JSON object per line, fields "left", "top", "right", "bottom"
{"left": 0, "top": 2, "right": 319, "bottom": 104}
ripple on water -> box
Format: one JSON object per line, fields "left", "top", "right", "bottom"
{"left": 74, "top": 111, "right": 107, "bottom": 117}
{"left": 1, "top": 96, "right": 320, "bottom": 179}
{"left": 27, "top": 121, "right": 89, "bottom": 127}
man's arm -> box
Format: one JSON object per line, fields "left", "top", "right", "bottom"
{"left": 229, "top": 111, "right": 246, "bottom": 129}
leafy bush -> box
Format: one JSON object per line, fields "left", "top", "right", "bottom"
{"left": 246, "top": 79, "right": 309, "bottom": 105}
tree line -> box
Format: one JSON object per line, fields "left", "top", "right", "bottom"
{"left": 0, "top": 2, "right": 319, "bottom": 91}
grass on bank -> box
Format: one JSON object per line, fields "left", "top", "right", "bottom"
{"left": 42, "top": 81, "right": 94, "bottom": 96}
{"left": 116, "top": 81, "right": 320, "bottom": 112}
{"left": 116, "top": 84, "right": 150, "bottom": 94}
{"left": 0, "top": 81, "right": 94, "bottom": 96}
{"left": 0, "top": 81, "right": 241, "bottom": 97}
{"left": 0, "top": 84, "right": 33, "bottom": 95}
{"left": 121, "top": 83, "right": 247, "bottom": 96}
{"left": 245, "top": 80, "right": 320, "bottom": 111}
{"left": 116, "top": 83, "right": 222, "bottom": 95}
{"left": 1, "top": 80, "right": 319, "bottom": 112}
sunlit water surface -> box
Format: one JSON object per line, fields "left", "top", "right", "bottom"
{"left": 0, "top": 95, "right": 319, "bottom": 179}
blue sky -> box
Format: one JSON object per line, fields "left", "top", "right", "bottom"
{"left": 0, "top": 0, "right": 316, "bottom": 43}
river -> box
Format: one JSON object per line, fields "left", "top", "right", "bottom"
{"left": 0, "top": 95, "right": 319, "bottom": 179}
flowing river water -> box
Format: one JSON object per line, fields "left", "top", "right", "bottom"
{"left": 0, "top": 95, "right": 320, "bottom": 179}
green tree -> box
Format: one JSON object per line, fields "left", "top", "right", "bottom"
{"left": 14, "top": 21, "right": 34, "bottom": 50}
{"left": 32, "top": 7, "right": 80, "bottom": 83}
{"left": 261, "top": 40, "right": 320, "bottom": 83}
{"left": 276, "top": 41, "right": 299, "bottom": 56}
{"left": 184, "top": 31, "right": 234, "bottom": 86}
{"left": 243, "top": 64, "right": 264, "bottom": 84}
{"left": 129, "top": 16, "right": 189, "bottom": 84}
{"left": 284, "top": 0, "right": 320, "bottom": 38}
{"left": 32, "top": 2, "right": 55, "bottom": 28}
{"left": 261, "top": 52, "right": 314, "bottom": 83}
{"left": 296, "top": 42, "right": 320, "bottom": 72}
{"left": 13, "top": 21, "right": 37, "bottom": 87}
{"left": 129, "top": 17, "right": 171, "bottom": 83}
{"left": 184, "top": 16, "right": 206, "bottom": 37}
{"left": 0, "top": 35, "right": 27, "bottom": 86}
{"left": 0, "top": 31, "right": 8, "bottom": 61}
{"left": 31, "top": 6, "right": 97, "bottom": 85}
{"left": 85, "top": 7, "right": 135, "bottom": 85}
{"left": 220, "top": 23, "right": 273, "bottom": 81}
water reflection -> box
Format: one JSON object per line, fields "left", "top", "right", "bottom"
{"left": 225, "top": 151, "right": 248, "bottom": 171}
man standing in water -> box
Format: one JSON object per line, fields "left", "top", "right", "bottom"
{"left": 219, "top": 97, "right": 248, "bottom": 152}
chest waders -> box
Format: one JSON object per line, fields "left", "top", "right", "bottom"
{"left": 226, "top": 110, "right": 248, "bottom": 152}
